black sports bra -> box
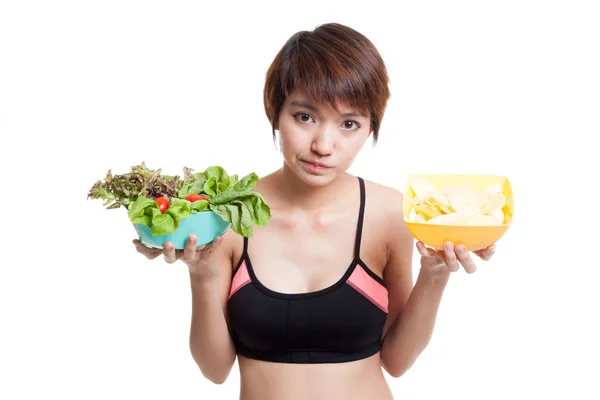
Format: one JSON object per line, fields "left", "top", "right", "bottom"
{"left": 227, "top": 177, "right": 389, "bottom": 363}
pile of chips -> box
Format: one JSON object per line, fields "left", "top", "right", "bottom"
{"left": 406, "top": 177, "right": 507, "bottom": 226}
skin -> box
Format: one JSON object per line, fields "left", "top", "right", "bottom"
{"left": 133, "top": 88, "right": 496, "bottom": 399}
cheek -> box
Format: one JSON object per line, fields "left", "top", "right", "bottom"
{"left": 279, "top": 125, "right": 310, "bottom": 153}
{"left": 279, "top": 131, "right": 301, "bottom": 159}
{"left": 339, "top": 134, "right": 369, "bottom": 159}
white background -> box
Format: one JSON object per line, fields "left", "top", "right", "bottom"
{"left": 1, "top": 0, "right": 599, "bottom": 399}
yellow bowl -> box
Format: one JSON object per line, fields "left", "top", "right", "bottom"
{"left": 402, "top": 173, "right": 514, "bottom": 251}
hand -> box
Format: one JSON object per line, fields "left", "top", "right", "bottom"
{"left": 416, "top": 241, "right": 496, "bottom": 275}
{"left": 133, "top": 234, "right": 225, "bottom": 281}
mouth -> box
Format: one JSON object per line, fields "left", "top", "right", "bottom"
{"left": 300, "top": 159, "right": 331, "bottom": 171}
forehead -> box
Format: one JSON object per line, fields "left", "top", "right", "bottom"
{"left": 285, "top": 88, "right": 367, "bottom": 116}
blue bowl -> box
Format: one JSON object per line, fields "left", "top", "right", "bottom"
{"left": 129, "top": 208, "right": 230, "bottom": 249}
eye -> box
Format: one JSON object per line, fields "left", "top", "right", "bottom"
{"left": 294, "top": 113, "right": 314, "bottom": 123}
{"left": 342, "top": 120, "right": 361, "bottom": 130}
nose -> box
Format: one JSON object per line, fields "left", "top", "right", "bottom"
{"left": 311, "top": 124, "right": 335, "bottom": 156}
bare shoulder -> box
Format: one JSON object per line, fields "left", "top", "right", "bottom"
{"left": 361, "top": 177, "right": 413, "bottom": 258}
{"left": 217, "top": 226, "right": 242, "bottom": 274}
{"left": 220, "top": 170, "right": 278, "bottom": 271}
{"left": 361, "top": 178, "right": 406, "bottom": 226}
{"left": 252, "top": 170, "right": 278, "bottom": 202}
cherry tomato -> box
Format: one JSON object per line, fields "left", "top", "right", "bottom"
{"left": 155, "top": 197, "right": 169, "bottom": 214}
{"left": 185, "top": 194, "right": 207, "bottom": 202}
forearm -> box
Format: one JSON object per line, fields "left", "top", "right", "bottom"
{"left": 189, "top": 275, "right": 236, "bottom": 384}
{"left": 381, "top": 268, "right": 451, "bottom": 377}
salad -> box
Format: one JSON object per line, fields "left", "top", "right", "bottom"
{"left": 87, "top": 162, "right": 271, "bottom": 237}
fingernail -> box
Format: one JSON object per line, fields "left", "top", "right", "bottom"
{"left": 444, "top": 242, "right": 453, "bottom": 251}
{"left": 489, "top": 245, "right": 496, "bottom": 253}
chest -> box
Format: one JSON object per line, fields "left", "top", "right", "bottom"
{"left": 235, "top": 208, "right": 387, "bottom": 295}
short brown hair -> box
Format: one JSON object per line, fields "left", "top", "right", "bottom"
{"left": 263, "top": 23, "right": 391, "bottom": 143}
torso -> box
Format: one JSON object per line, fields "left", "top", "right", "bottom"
{"left": 237, "top": 353, "right": 394, "bottom": 400}
{"left": 227, "top": 172, "right": 396, "bottom": 400}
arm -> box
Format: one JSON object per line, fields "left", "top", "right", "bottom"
{"left": 188, "top": 232, "right": 237, "bottom": 385}
{"left": 380, "top": 192, "right": 451, "bottom": 378}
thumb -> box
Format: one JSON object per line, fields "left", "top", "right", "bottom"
{"left": 416, "top": 241, "right": 436, "bottom": 257}
{"left": 204, "top": 235, "right": 224, "bottom": 253}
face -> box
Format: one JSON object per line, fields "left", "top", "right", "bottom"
{"left": 276, "top": 88, "right": 372, "bottom": 186}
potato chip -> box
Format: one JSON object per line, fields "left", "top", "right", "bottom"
{"left": 429, "top": 192, "right": 453, "bottom": 214}
{"left": 409, "top": 177, "right": 438, "bottom": 203}
{"left": 465, "top": 214, "right": 502, "bottom": 226}
{"left": 406, "top": 177, "right": 507, "bottom": 226}
{"left": 427, "top": 212, "right": 469, "bottom": 225}
{"left": 447, "top": 183, "right": 481, "bottom": 216}
{"left": 480, "top": 192, "right": 507, "bottom": 215}
{"left": 491, "top": 208, "right": 505, "bottom": 224}
{"left": 407, "top": 208, "right": 427, "bottom": 223}
{"left": 483, "top": 183, "right": 503, "bottom": 195}
{"left": 414, "top": 203, "right": 443, "bottom": 220}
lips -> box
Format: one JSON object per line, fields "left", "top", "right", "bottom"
{"left": 301, "top": 159, "right": 331, "bottom": 168}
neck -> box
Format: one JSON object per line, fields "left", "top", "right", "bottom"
{"left": 275, "top": 163, "right": 355, "bottom": 211}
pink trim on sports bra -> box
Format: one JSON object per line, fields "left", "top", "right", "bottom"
{"left": 228, "top": 260, "right": 251, "bottom": 300}
{"left": 346, "top": 264, "right": 389, "bottom": 313}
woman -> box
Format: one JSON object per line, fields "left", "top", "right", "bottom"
{"left": 133, "top": 23, "right": 495, "bottom": 400}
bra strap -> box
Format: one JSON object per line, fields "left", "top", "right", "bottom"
{"left": 354, "top": 177, "right": 366, "bottom": 260}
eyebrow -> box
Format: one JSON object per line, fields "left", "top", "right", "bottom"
{"left": 291, "top": 101, "right": 367, "bottom": 118}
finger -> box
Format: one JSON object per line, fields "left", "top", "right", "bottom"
{"left": 423, "top": 254, "right": 446, "bottom": 269}
{"left": 474, "top": 244, "right": 496, "bottom": 261}
{"left": 443, "top": 242, "right": 460, "bottom": 272}
{"left": 163, "top": 242, "right": 178, "bottom": 264}
{"left": 455, "top": 244, "right": 477, "bottom": 274}
{"left": 133, "top": 240, "right": 162, "bottom": 260}
{"left": 415, "top": 244, "right": 444, "bottom": 268}
{"left": 183, "top": 235, "right": 198, "bottom": 264}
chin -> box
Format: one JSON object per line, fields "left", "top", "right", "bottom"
{"left": 300, "top": 173, "right": 336, "bottom": 187}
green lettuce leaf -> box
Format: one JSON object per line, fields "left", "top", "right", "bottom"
{"left": 190, "top": 199, "right": 208, "bottom": 213}
{"left": 128, "top": 196, "right": 193, "bottom": 235}
{"left": 232, "top": 172, "right": 259, "bottom": 192}
{"left": 253, "top": 193, "right": 271, "bottom": 226}
{"left": 210, "top": 173, "right": 259, "bottom": 204}
{"left": 128, "top": 196, "right": 159, "bottom": 225}
{"left": 150, "top": 211, "right": 176, "bottom": 235}
{"left": 205, "top": 166, "right": 230, "bottom": 189}
{"left": 211, "top": 204, "right": 241, "bottom": 236}
{"left": 203, "top": 177, "right": 218, "bottom": 197}
{"left": 178, "top": 174, "right": 207, "bottom": 198}
{"left": 209, "top": 195, "right": 270, "bottom": 237}
{"left": 164, "top": 201, "right": 191, "bottom": 223}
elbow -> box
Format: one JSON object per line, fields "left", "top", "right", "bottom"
{"left": 383, "top": 361, "right": 409, "bottom": 379}
{"left": 389, "top": 365, "right": 412, "bottom": 378}
{"left": 193, "top": 354, "right": 235, "bottom": 385}
{"left": 200, "top": 364, "right": 233, "bottom": 385}
{"left": 190, "top": 345, "right": 236, "bottom": 385}
{"left": 381, "top": 346, "right": 428, "bottom": 378}
{"left": 203, "top": 371, "right": 229, "bottom": 385}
